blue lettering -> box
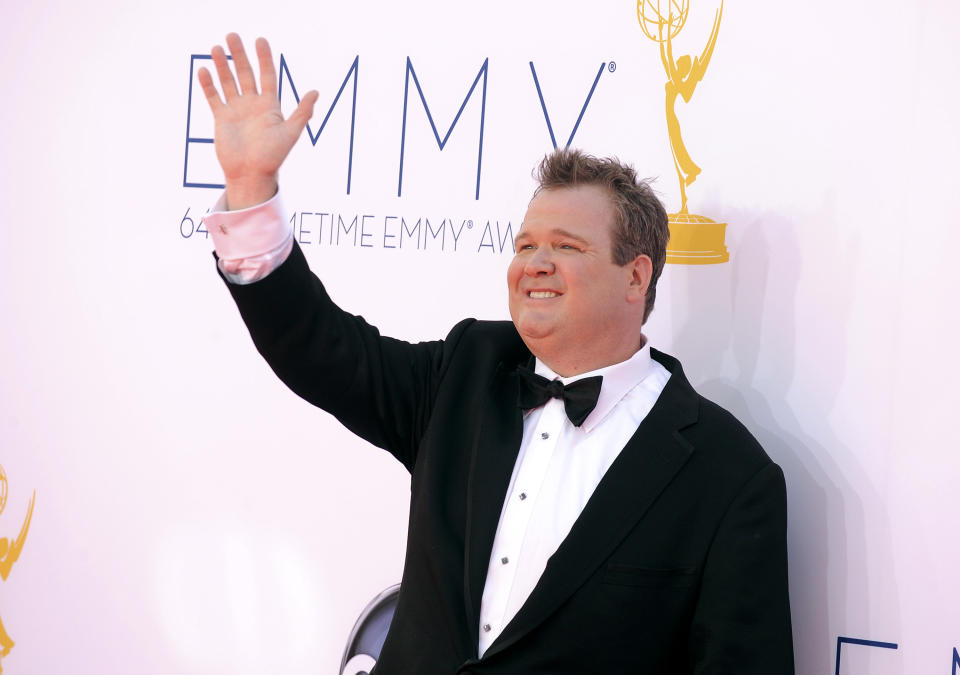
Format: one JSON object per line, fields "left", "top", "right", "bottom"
{"left": 834, "top": 636, "right": 898, "bottom": 675}
{"left": 477, "top": 220, "right": 515, "bottom": 253}
{"left": 953, "top": 647, "right": 959, "bottom": 674}
{"left": 424, "top": 218, "right": 445, "bottom": 250}
{"left": 337, "top": 214, "right": 358, "bottom": 245}
{"left": 383, "top": 216, "right": 398, "bottom": 249}
{"left": 298, "top": 211, "right": 313, "bottom": 245}
{"left": 496, "top": 220, "right": 515, "bottom": 253}
{"left": 529, "top": 61, "right": 606, "bottom": 149}
{"left": 321, "top": 213, "right": 333, "bottom": 245}
{"left": 360, "top": 214, "right": 375, "bottom": 248}
{"left": 449, "top": 219, "right": 467, "bottom": 252}
{"left": 187, "top": 52, "right": 613, "bottom": 196}
{"left": 183, "top": 53, "right": 230, "bottom": 189}
{"left": 400, "top": 217, "right": 421, "bottom": 249}
{"left": 478, "top": 221, "right": 495, "bottom": 253}
{"left": 397, "top": 57, "right": 489, "bottom": 200}
{"left": 279, "top": 55, "right": 359, "bottom": 194}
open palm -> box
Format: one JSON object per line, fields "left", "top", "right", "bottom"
{"left": 197, "top": 34, "right": 318, "bottom": 209}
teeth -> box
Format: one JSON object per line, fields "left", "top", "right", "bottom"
{"left": 529, "top": 291, "right": 558, "bottom": 298}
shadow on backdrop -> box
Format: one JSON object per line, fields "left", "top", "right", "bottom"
{"left": 668, "top": 205, "right": 900, "bottom": 674}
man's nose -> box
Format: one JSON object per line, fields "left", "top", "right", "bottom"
{"left": 525, "top": 248, "right": 555, "bottom": 276}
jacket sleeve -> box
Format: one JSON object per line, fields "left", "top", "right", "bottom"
{"left": 689, "top": 461, "right": 795, "bottom": 674}
{"left": 218, "top": 241, "right": 474, "bottom": 472}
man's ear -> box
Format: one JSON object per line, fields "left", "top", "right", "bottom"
{"left": 627, "top": 254, "right": 653, "bottom": 303}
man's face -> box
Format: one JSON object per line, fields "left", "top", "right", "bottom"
{"left": 507, "top": 185, "right": 647, "bottom": 371}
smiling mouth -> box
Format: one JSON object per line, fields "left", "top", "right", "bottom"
{"left": 528, "top": 291, "right": 560, "bottom": 299}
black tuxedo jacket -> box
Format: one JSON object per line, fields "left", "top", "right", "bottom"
{"left": 222, "top": 243, "right": 794, "bottom": 674}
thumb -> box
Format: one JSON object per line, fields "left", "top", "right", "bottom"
{"left": 286, "top": 90, "right": 319, "bottom": 136}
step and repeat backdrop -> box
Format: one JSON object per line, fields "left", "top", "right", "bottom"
{"left": 2, "top": 1, "right": 958, "bottom": 673}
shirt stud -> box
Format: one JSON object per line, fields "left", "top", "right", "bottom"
{"left": 541, "top": 432, "right": 550, "bottom": 440}
{"left": 519, "top": 492, "right": 527, "bottom": 500}
{"left": 482, "top": 623, "right": 491, "bottom": 632}
{"left": 501, "top": 556, "right": 509, "bottom": 565}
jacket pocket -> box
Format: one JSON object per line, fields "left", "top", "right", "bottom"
{"left": 601, "top": 563, "right": 699, "bottom": 588}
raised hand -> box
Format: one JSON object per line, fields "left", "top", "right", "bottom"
{"left": 197, "top": 34, "right": 319, "bottom": 210}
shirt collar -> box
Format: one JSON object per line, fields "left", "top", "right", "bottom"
{"left": 534, "top": 339, "right": 654, "bottom": 433}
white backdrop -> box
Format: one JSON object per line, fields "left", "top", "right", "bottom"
{"left": 1, "top": 1, "right": 959, "bottom": 673}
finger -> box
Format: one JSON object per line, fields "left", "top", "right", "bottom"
{"left": 197, "top": 67, "right": 224, "bottom": 111}
{"left": 226, "top": 32, "right": 258, "bottom": 95}
{"left": 255, "top": 37, "right": 277, "bottom": 99}
{"left": 211, "top": 44, "right": 239, "bottom": 101}
{"left": 285, "top": 90, "right": 319, "bottom": 136}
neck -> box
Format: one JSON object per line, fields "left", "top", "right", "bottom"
{"left": 530, "top": 334, "right": 647, "bottom": 378}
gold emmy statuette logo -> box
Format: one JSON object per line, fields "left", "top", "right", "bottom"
{"left": 0, "top": 465, "right": 36, "bottom": 674}
{"left": 638, "top": 0, "right": 729, "bottom": 264}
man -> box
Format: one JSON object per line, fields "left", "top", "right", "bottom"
{"left": 199, "top": 34, "right": 794, "bottom": 674}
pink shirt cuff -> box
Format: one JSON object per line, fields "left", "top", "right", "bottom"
{"left": 203, "top": 191, "right": 290, "bottom": 259}
{"left": 202, "top": 191, "right": 294, "bottom": 285}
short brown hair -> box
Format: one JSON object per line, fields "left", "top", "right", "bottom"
{"left": 533, "top": 149, "right": 669, "bottom": 323}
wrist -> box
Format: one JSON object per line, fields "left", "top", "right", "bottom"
{"left": 224, "top": 176, "right": 279, "bottom": 211}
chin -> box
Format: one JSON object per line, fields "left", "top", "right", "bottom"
{"left": 515, "top": 317, "right": 556, "bottom": 342}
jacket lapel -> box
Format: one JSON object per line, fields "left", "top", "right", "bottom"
{"left": 482, "top": 349, "right": 700, "bottom": 659}
{"left": 462, "top": 354, "right": 527, "bottom": 644}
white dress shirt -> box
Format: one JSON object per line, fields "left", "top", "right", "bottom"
{"left": 476, "top": 348, "right": 670, "bottom": 655}
{"left": 202, "top": 194, "right": 672, "bottom": 657}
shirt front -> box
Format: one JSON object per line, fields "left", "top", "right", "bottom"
{"left": 476, "top": 348, "right": 671, "bottom": 656}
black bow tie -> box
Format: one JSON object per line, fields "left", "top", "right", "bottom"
{"left": 515, "top": 366, "right": 603, "bottom": 427}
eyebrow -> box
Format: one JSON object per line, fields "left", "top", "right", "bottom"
{"left": 514, "top": 228, "right": 591, "bottom": 246}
